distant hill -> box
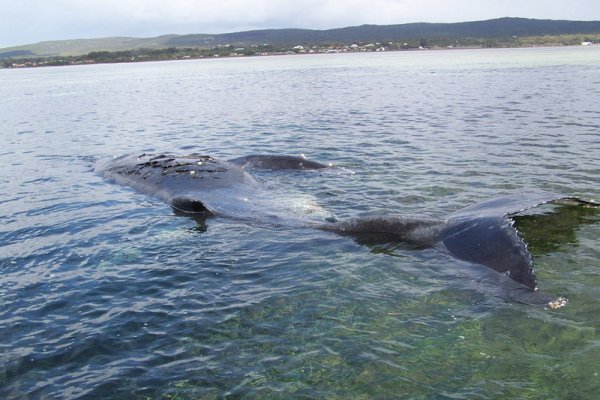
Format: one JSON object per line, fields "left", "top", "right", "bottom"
{"left": 167, "top": 18, "right": 600, "bottom": 47}
{"left": 2, "top": 17, "right": 600, "bottom": 59}
{"left": 0, "top": 36, "right": 183, "bottom": 58}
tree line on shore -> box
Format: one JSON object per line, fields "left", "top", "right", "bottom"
{"left": 3, "top": 34, "right": 599, "bottom": 69}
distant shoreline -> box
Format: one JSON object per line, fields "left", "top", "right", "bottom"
{"left": 4, "top": 17, "right": 600, "bottom": 69}
{"left": 2, "top": 41, "right": 599, "bottom": 70}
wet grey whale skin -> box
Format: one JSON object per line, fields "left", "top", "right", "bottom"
{"left": 95, "top": 153, "right": 260, "bottom": 214}
{"left": 96, "top": 153, "right": 597, "bottom": 306}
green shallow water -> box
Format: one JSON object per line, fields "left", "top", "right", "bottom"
{"left": 1, "top": 47, "right": 600, "bottom": 399}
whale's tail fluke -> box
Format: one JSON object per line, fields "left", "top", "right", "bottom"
{"left": 322, "top": 191, "right": 598, "bottom": 307}
{"left": 443, "top": 191, "right": 599, "bottom": 290}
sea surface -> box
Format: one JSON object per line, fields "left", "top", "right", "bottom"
{"left": 1, "top": 47, "right": 600, "bottom": 399}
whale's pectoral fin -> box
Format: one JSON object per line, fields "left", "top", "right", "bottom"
{"left": 228, "top": 155, "right": 329, "bottom": 170}
{"left": 442, "top": 216, "right": 538, "bottom": 290}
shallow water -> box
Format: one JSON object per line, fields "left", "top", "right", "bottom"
{"left": 1, "top": 47, "right": 600, "bottom": 399}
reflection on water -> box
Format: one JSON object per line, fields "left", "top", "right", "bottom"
{"left": 1, "top": 47, "right": 600, "bottom": 399}
{"left": 514, "top": 202, "right": 600, "bottom": 254}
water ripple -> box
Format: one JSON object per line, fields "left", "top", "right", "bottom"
{"left": 1, "top": 47, "right": 600, "bottom": 399}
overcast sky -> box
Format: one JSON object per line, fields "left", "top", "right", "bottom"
{"left": 2, "top": 0, "right": 600, "bottom": 48}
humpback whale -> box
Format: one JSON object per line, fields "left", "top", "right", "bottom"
{"left": 96, "top": 153, "right": 598, "bottom": 308}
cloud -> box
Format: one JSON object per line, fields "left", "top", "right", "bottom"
{"left": 2, "top": 0, "right": 599, "bottom": 48}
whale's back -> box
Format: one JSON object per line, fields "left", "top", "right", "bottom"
{"left": 95, "top": 153, "right": 258, "bottom": 213}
